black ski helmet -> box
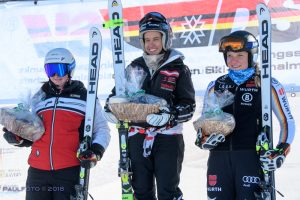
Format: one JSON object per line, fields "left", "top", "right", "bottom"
{"left": 139, "top": 12, "right": 173, "bottom": 52}
{"left": 219, "top": 30, "right": 259, "bottom": 68}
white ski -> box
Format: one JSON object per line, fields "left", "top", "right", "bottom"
{"left": 104, "top": 1, "right": 134, "bottom": 200}
{"left": 256, "top": 3, "right": 275, "bottom": 200}
{"left": 71, "top": 27, "right": 102, "bottom": 200}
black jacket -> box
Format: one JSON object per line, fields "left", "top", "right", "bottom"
{"left": 213, "top": 74, "right": 261, "bottom": 150}
{"left": 106, "top": 49, "right": 196, "bottom": 127}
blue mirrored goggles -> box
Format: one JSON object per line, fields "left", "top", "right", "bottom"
{"left": 44, "top": 63, "right": 68, "bottom": 77}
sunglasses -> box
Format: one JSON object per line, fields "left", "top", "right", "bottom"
{"left": 219, "top": 36, "right": 257, "bottom": 52}
{"left": 44, "top": 63, "right": 68, "bottom": 77}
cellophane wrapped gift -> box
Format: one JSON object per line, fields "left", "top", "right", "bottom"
{"left": 109, "top": 65, "right": 167, "bottom": 122}
{"left": 0, "top": 91, "right": 45, "bottom": 141}
{"left": 193, "top": 90, "right": 235, "bottom": 136}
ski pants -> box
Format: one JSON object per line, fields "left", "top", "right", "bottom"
{"left": 128, "top": 133, "right": 184, "bottom": 200}
{"left": 206, "top": 150, "right": 263, "bottom": 200}
{"left": 25, "top": 166, "right": 80, "bottom": 200}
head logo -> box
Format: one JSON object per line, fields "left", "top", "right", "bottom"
{"left": 88, "top": 42, "right": 99, "bottom": 94}
{"left": 259, "top": 8, "right": 270, "bottom": 80}
{"left": 112, "top": 12, "right": 123, "bottom": 65}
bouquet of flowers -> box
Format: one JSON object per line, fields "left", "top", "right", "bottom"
{"left": 193, "top": 90, "right": 235, "bottom": 136}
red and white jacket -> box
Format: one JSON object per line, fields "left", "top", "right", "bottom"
{"left": 28, "top": 80, "right": 110, "bottom": 170}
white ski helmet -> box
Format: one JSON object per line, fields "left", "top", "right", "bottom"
{"left": 44, "top": 48, "right": 76, "bottom": 78}
{"left": 139, "top": 12, "right": 173, "bottom": 52}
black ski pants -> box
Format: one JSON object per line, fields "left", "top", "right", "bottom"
{"left": 128, "top": 133, "right": 184, "bottom": 200}
{"left": 25, "top": 166, "right": 80, "bottom": 200}
{"left": 206, "top": 150, "right": 263, "bottom": 200}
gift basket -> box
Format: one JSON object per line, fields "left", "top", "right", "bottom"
{"left": 0, "top": 91, "right": 45, "bottom": 141}
{"left": 108, "top": 65, "right": 166, "bottom": 123}
{"left": 193, "top": 90, "right": 235, "bottom": 136}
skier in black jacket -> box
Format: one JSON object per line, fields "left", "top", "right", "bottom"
{"left": 195, "top": 30, "right": 295, "bottom": 199}
{"left": 104, "top": 12, "right": 195, "bottom": 200}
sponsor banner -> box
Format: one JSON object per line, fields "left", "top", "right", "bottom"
{"left": 0, "top": 0, "right": 299, "bottom": 103}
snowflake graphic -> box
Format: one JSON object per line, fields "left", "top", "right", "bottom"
{"left": 168, "top": 18, "right": 177, "bottom": 40}
{"left": 180, "top": 15, "right": 206, "bottom": 45}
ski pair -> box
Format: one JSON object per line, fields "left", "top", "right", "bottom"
{"left": 255, "top": 3, "right": 284, "bottom": 200}
{"left": 70, "top": 27, "right": 102, "bottom": 200}
{"left": 106, "top": 0, "right": 134, "bottom": 200}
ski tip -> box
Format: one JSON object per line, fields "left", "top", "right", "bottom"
{"left": 89, "top": 27, "right": 101, "bottom": 38}
{"left": 109, "top": 0, "right": 122, "bottom": 7}
{"left": 256, "top": 3, "right": 269, "bottom": 13}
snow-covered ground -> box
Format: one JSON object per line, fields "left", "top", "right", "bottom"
{"left": 0, "top": 96, "right": 299, "bottom": 199}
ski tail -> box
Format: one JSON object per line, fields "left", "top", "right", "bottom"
{"left": 117, "top": 121, "right": 134, "bottom": 200}
{"left": 70, "top": 27, "right": 102, "bottom": 200}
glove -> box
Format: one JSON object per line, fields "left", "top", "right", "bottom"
{"left": 78, "top": 143, "right": 104, "bottom": 169}
{"left": 259, "top": 143, "right": 290, "bottom": 171}
{"left": 146, "top": 106, "right": 175, "bottom": 127}
{"left": 102, "top": 110, "right": 118, "bottom": 124}
{"left": 195, "top": 128, "right": 225, "bottom": 150}
{"left": 3, "top": 127, "right": 24, "bottom": 146}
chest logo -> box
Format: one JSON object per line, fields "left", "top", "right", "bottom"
{"left": 242, "top": 93, "right": 253, "bottom": 103}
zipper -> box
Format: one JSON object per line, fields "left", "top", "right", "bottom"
{"left": 150, "top": 56, "right": 171, "bottom": 80}
{"left": 150, "top": 65, "right": 163, "bottom": 80}
{"left": 49, "top": 96, "right": 59, "bottom": 170}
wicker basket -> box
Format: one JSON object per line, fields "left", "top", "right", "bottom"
{"left": 0, "top": 108, "right": 45, "bottom": 141}
{"left": 109, "top": 102, "right": 160, "bottom": 123}
{"left": 193, "top": 112, "right": 235, "bottom": 136}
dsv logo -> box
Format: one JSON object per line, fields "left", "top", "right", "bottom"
{"left": 242, "top": 176, "right": 260, "bottom": 184}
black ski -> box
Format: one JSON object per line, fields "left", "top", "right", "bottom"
{"left": 71, "top": 27, "right": 102, "bottom": 200}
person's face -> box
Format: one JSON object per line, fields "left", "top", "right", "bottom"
{"left": 226, "top": 51, "right": 249, "bottom": 70}
{"left": 49, "top": 74, "right": 69, "bottom": 90}
{"left": 144, "top": 31, "right": 163, "bottom": 55}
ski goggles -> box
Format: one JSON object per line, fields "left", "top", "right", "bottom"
{"left": 219, "top": 36, "right": 258, "bottom": 52}
{"left": 139, "top": 12, "right": 167, "bottom": 27}
{"left": 44, "top": 63, "right": 68, "bottom": 77}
